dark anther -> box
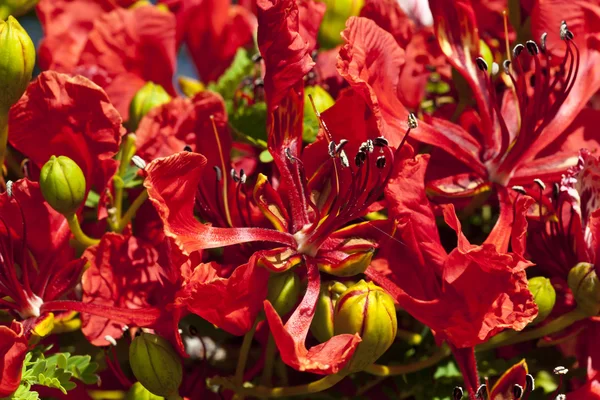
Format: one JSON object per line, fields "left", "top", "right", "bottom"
{"left": 253, "top": 78, "right": 264, "bottom": 88}
{"left": 453, "top": 386, "right": 463, "bottom": 400}
{"left": 475, "top": 57, "right": 488, "bottom": 72}
{"left": 512, "top": 185, "right": 527, "bottom": 195}
{"left": 335, "top": 139, "right": 349, "bottom": 154}
{"left": 376, "top": 156, "right": 386, "bottom": 169}
{"left": 311, "top": 49, "right": 318, "bottom": 61}
{"left": 526, "top": 40, "right": 539, "bottom": 55}
{"left": 359, "top": 140, "right": 374, "bottom": 154}
{"left": 183, "top": 145, "right": 193, "bottom": 152}
{"left": 188, "top": 325, "right": 198, "bottom": 336}
{"left": 134, "top": 329, "right": 143, "bottom": 337}
{"left": 213, "top": 166, "right": 222, "bottom": 182}
{"left": 540, "top": 32, "right": 548, "bottom": 52}
{"left": 373, "top": 137, "right": 389, "bottom": 147}
{"left": 513, "top": 43, "right": 525, "bottom": 58}
{"left": 560, "top": 21, "right": 573, "bottom": 41}
{"left": 475, "top": 384, "right": 487, "bottom": 398}
{"left": 408, "top": 113, "right": 418, "bottom": 129}
{"left": 251, "top": 53, "right": 263, "bottom": 63}
{"left": 552, "top": 183, "right": 560, "bottom": 199}
{"left": 239, "top": 169, "right": 247, "bottom": 184}
{"left": 533, "top": 178, "right": 546, "bottom": 190}
{"left": 513, "top": 384, "right": 524, "bottom": 399}
{"left": 525, "top": 374, "right": 535, "bottom": 392}
{"left": 285, "top": 148, "right": 296, "bottom": 163}
{"left": 230, "top": 169, "right": 239, "bottom": 183}
{"left": 339, "top": 150, "right": 350, "bottom": 168}
{"left": 355, "top": 150, "right": 367, "bottom": 167}
{"left": 328, "top": 141, "right": 337, "bottom": 158}
{"left": 503, "top": 59, "right": 512, "bottom": 74}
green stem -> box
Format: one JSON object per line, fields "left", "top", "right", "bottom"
{"left": 66, "top": 213, "right": 100, "bottom": 248}
{"left": 260, "top": 334, "right": 277, "bottom": 386}
{"left": 476, "top": 308, "right": 587, "bottom": 352}
{"left": 211, "top": 373, "right": 346, "bottom": 398}
{"left": 234, "top": 320, "right": 259, "bottom": 394}
{"left": 114, "top": 134, "right": 136, "bottom": 221}
{"left": 364, "top": 344, "right": 451, "bottom": 377}
{"left": 116, "top": 189, "right": 148, "bottom": 233}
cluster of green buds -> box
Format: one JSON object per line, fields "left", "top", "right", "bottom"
{"left": 568, "top": 262, "right": 600, "bottom": 317}
{"left": 129, "top": 332, "right": 183, "bottom": 398}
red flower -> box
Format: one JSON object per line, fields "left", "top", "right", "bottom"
{"left": 0, "top": 321, "right": 28, "bottom": 397}
{"left": 8, "top": 71, "right": 122, "bottom": 207}
{"left": 37, "top": 1, "right": 176, "bottom": 119}
{"left": 161, "top": 0, "right": 256, "bottom": 83}
{"left": 366, "top": 154, "right": 537, "bottom": 348}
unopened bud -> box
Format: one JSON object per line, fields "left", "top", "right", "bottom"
{"left": 128, "top": 82, "right": 171, "bottom": 131}
{"left": 318, "top": 0, "right": 364, "bottom": 49}
{"left": 125, "top": 382, "right": 163, "bottom": 400}
{"left": 129, "top": 332, "right": 183, "bottom": 397}
{"left": 568, "top": 262, "right": 600, "bottom": 317}
{"left": 267, "top": 269, "right": 301, "bottom": 316}
{"left": 528, "top": 277, "right": 556, "bottom": 324}
{"left": 0, "top": 16, "right": 35, "bottom": 112}
{"left": 39, "top": 155, "right": 86, "bottom": 216}
{"left": 178, "top": 76, "right": 204, "bottom": 98}
{"left": 334, "top": 280, "right": 397, "bottom": 372}
{"left": 310, "top": 281, "right": 345, "bottom": 343}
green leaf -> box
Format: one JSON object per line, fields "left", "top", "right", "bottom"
{"left": 228, "top": 100, "right": 268, "bottom": 146}
{"left": 207, "top": 48, "right": 254, "bottom": 100}
{"left": 433, "top": 360, "right": 462, "bottom": 379}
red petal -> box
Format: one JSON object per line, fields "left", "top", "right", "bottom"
{"left": 298, "top": 0, "right": 326, "bottom": 53}
{"left": 144, "top": 151, "right": 296, "bottom": 252}
{"left": 360, "top": 0, "right": 415, "bottom": 47}
{"left": 184, "top": 1, "right": 256, "bottom": 83}
{"left": 264, "top": 260, "right": 361, "bottom": 374}
{"left": 0, "top": 321, "right": 28, "bottom": 397}
{"left": 76, "top": 5, "right": 177, "bottom": 119}
{"left": 81, "top": 233, "right": 166, "bottom": 346}
{"left": 176, "top": 260, "right": 269, "bottom": 335}
{"left": 489, "top": 359, "right": 528, "bottom": 399}
{"left": 8, "top": 71, "right": 122, "bottom": 200}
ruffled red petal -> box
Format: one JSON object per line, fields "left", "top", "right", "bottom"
{"left": 0, "top": 321, "right": 28, "bottom": 397}
{"left": 8, "top": 71, "right": 122, "bottom": 200}
{"left": 264, "top": 260, "right": 360, "bottom": 375}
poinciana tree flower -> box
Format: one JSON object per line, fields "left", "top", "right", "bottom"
{"left": 36, "top": 0, "right": 177, "bottom": 119}
{"left": 141, "top": 0, "right": 420, "bottom": 375}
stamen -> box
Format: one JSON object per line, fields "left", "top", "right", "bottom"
{"left": 540, "top": 32, "right": 548, "bottom": 53}
{"left": 328, "top": 141, "right": 336, "bottom": 158}
{"left": 533, "top": 178, "right": 546, "bottom": 190}
{"left": 513, "top": 384, "right": 524, "bottom": 398}
{"left": 335, "top": 139, "right": 348, "bottom": 154}
{"left": 376, "top": 156, "right": 386, "bottom": 169}
{"left": 251, "top": 53, "right": 263, "bottom": 63}
{"left": 230, "top": 169, "right": 239, "bottom": 183}
{"left": 132, "top": 155, "right": 146, "bottom": 170}
{"left": 104, "top": 335, "right": 117, "bottom": 347}
{"left": 210, "top": 114, "right": 233, "bottom": 228}
{"left": 213, "top": 166, "right": 222, "bottom": 182}
{"left": 553, "top": 366, "right": 568, "bottom": 375}
{"left": 339, "top": 150, "right": 350, "bottom": 168}
{"left": 513, "top": 43, "right": 525, "bottom": 58}
{"left": 285, "top": 147, "right": 296, "bottom": 163}
{"left": 183, "top": 145, "right": 192, "bottom": 152}
{"left": 476, "top": 57, "right": 488, "bottom": 72}
{"left": 560, "top": 21, "right": 573, "bottom": 41}
{"left": 475, "top": 384, "right": 487, "bottom": 399}
{"left": 491, "top": 62, "right": 500, "bottom": 75}
{"left": 359, "top": 140, "right": 374, "bottom": 154}
{"left": 408, "top": 113, "right": 418, "bottom": 129}
{"left": 6, "top": 180, "right": 13, "bottom": 197}
{"left": 526, "top": 40, "right": 539, "bottom": 55}
{"left": 512, "top": 186, "right": 527, "bottom": 195}
{"left": 239, "top": 170, "right": 247, "bottom": 185}
{"left": 453, "top": 387, "right": 463, "bottom": 400}
{"left": 502, "top": 10, "right": 511, "bottom": 61}
{"left": 525, "top": 374, "right": 535, "bottom": 392}
{"left": 373, "top": 137, "right": 388, "bottom": 147}
{"left": 503, "top": 60, "right": 512, "bottom": 73}
{"left": 355, "top": 151, "right": 367, "bottom": 167}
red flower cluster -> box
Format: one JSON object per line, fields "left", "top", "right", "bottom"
{"left": 0, "top": 0, "right": 599, "bottom": 399}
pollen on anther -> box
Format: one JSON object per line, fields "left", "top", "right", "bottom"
{"left": 408, "top": 113, "right": 418, "bottom": 129}
{"left": 104, "top": 335, "right": 117, "bottom": 347}
{"left": 132, "top": 155, "right": 147, "bottom": 170}
{"left": 526, "top": 40, "right": 539, "bottom": 55}
{"left": 533, "top": 178, "right": 546, "bottom": 190}
{"left": 6, "top": 180, "right": 13, "bottom": 197}
{"left": 475, "top": 57, "right": 488, "bottom": 72}
{"left": 512, "top": 185, "right": 527, "bottom": 195}
{"left": 513, "top": 43, "right": 525, "bottom": 58}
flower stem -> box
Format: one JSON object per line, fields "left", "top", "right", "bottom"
{"left": 476, "top": 308, "right": 588, "bottom": 352}
{"left": 260, "top": 334, "right": 277, "bottom": 386}
{"left": 114, "top": 134, "right": 136, "bottom": 221}
{"left": 233, "top": 319, "right": 259, "bottom": 399}
{"left": 210, "top": 373, "right": 346, "bottom": 398}
{"left": 364, "top": 344, "right": 451, "bottom": 376}
{"left": 66, "top": 213, "right": 100, "bottom": 248}
{"left": 116, "top": 189, "right": 148, "bottom": 233}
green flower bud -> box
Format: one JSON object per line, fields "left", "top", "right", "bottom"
{"left": 479, "top": 39, "right": 494, "bottom": 76}
{"left": 129, "top": 333, "right": 183, "bottom": 397}
{"left": 128, "top": 82, "right": 171, "bottom": 131}
{"left": 568, "top": 262, "right": 600, "bottom": 317}
{"left": 125, "top": 382, "right": 164, "bottom": 400}
{"left": 318, "top": 0, "right": 364, "bottom": 49}
{"left": 267, "top": 269, "right": 301, "bottom": 316}
{"left": 39, "top": 155, "right": 86, "bottom": 216}
{"left": 310, "top": 281, "right": 346, "bottom": 343}
{"left": 334, "top": 280, "right": 397, "bottom": 372}
{"left": 303, "top": 85, "right": 334, "bottom": 143}
{"left": 0, "top": 16, "right": 35, "bottom": 112}
{"left": 0, "top": 0, "right": 39, "bottom": 19}
{"left": 528, "top": 277, "right": 556, "bottom": 325}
